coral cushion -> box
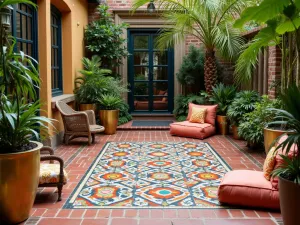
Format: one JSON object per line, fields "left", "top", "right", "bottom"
{"left": 263, "top": 147, "right": 277, "bottom": 181}
{"left": 218, "top": 170, "right": 280, "bottom": 210}
{"left": 189, "top": 107, "right": 206, "bottom": 123}
{"left": 187, "top": 103, "right": 217, "bottom": 126}
{"left": 170, "top": 121, "right": 215, "bottom": 139}
{"left": 271, "top": 135, "right": 298, "bottom": 189}
{"left": 39, "top": 164, "right": 68, "bottom": 185}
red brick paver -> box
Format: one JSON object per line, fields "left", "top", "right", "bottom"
{"left": 27, "top": 131, "right": 280, "bottom": 225}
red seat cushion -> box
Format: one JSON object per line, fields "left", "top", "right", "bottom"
{"left": 170, "top": 121, "right": 215, "bottom": 139}
{"left": 187, "top": 103, "right": 218, "bottom": 126}
{"left": 218, "top": 170, "right": 280, "bottom": 210}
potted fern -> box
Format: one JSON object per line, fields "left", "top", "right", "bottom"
{"left": 210, "top": 83, "right": 236, "bottom": 135}
{"left": 74, "top": 56, "right": 111, "bottom": 111}
{"left": 98, "top": 94, "right": 122, "bottom": 135}
{"left": 0, "top": 1, "right": 53, "bottom": 224}
{"left": 269, "top": 85, "right": 300, "bottom": 225}
{"left": 227, "top": 91, "right": 260, "bottom": 139}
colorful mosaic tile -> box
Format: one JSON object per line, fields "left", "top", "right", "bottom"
{"left": 64, "top": 142, "right": 231, "bottom": 209}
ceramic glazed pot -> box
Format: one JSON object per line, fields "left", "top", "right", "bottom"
{"left": 279, "top": 176, "right": 300, "bottom": 225}
{"left": 232, "top": 125, "right": 241, "bottom": 140}
{"left": 79, "top": 103, "right": 96, "bottom": 112}
{"left": 0, "top": 141, "right": 42, "bottom": 224}
{"left": 216, "top": 115, "right": 228, "bottom": 135}
{"left": 263, "top": 128, "right": 294, "bottom": 154}
{"left": 99, "top": 110, "right": 119, "bottom": 135}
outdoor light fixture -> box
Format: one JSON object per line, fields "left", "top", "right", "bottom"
{"left": 0, "top": 5, "right": 12, "bottom": 28}
{"left": 147, "top": 0, "right": 155, "bottom": 13}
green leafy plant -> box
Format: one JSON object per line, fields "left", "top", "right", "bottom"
{"left": 74, "top": 56, "right": 128, "bottom": 104}
{"left": 173, "top": 94, "right": 206, "bottom": 121}
{"left": 98, "top": 94, "right": 123, "bottom": 110}
{"left": 85, "top": 5, "right": 128, "bottom": 68}
{"left": 269, "top": 84, "right": 300, "bottom": 183}
{"left": 209, "top": 83, "right": 237, "bottom": 116}
{"left": 74, "top": 56, "right": 112, "bottom": 104}
{"left": 118, "top": 100, "right": 132, "bottom": 125}
{"left": 234, "top": 0, "right": 300, "bottom": 90}
{"left": 227, "top": 90, "right": 261, "bottom": 125}
{"left": 133, "top": 0, "right": 249, "bottom": 94}
{"left": 238, "top": 95, "right": 282, "bottom": 147}
{"left": 0, "top": 14, "right": 53, "bottom": 153}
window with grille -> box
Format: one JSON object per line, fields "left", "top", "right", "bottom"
{"left": 11, "top": 3, "right": 38, "bottom": 60}
{"left": 51, "top": 5, "right": 63, "bottom": 96}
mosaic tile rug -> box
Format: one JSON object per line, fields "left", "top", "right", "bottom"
{"left": 64, "top": 142, "right": 231, "bottom": 209}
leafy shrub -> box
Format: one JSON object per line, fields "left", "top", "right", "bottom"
{"left": 209, "top": 83, "right": 237, "bottom": 115}
{"left": 238, "top": 96, "right": 282, "bottom": 146}
{"left": 98, "top": 94, "right": 123, "bottom": 110}
{"left": 85, "top": 5, "right": 128, "bottom": 68}
{"left": 173, "top": 94, "right": 206, "bottom": 121}
{"left": 227, "top": 90, "right": 261, "bottom": 125}
{"left": 118, "top": 101, "right": 132, "bottom": 125}
{"left": 176, "top": 45, "right": 223, "bottom": 94}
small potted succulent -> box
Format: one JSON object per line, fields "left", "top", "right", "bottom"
{"left": 210, "top": 83, "right": 236, "bottom": 135}
{"left": 0, "top": 2, "right": 53, "bottom": 224}
{"left": 98, "top": 94, "right": 123, "bottom": 135}
{"left": 227, "top": 91, "right": 260, "bottom": 139}
{"left": 269, "top": 84, "right": 300, "bottom": 225}
{"left": 74, "top": 56, "right": 111, "bottom": 112}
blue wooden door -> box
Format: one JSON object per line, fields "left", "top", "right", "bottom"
{"left": 128, "top": 29, "right": 174, "bottom": 113}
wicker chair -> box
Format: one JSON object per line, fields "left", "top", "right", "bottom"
{"left": 39, "top": 146, "right": 67, "bottom": 201}
{"left": 56, "top": 101, "right": 105, "bottom": 145}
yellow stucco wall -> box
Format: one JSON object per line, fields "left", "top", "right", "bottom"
{"left": 37, "top": 0, "right": 88, "bottom": 140}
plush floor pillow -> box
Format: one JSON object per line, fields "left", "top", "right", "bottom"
{"left": 170, "top": 121, "right": 215, "bottom": 139}
{"left": 263, "top": 147, "right": 277, "bottom": 180}
{"left": 218, "top": 170, "right": 280, "bottom": 210}
{"left": 187, "top": 103, "right": 218, "bottom": 126}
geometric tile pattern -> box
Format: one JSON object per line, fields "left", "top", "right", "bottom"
{"left": 64, "top": 142, "right": 231, "bottom": 209}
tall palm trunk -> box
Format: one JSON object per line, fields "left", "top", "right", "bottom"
{"left": 204, "top": 50, "right": 218, "bottom": 94}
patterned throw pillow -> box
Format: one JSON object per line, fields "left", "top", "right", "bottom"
{"left": 189, "top": 107, "right": 207, "bottom": 123}
{"left": 263, "top": 147, "right": 277, "bottom": 181}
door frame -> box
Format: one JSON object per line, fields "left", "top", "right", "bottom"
{"left": 127, "top": 28, "right": 174, "bottom": 114}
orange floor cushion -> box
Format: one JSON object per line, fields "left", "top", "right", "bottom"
{"left": 170, "top": 121, "right": 216, "bottom": 139}
{"left": 218, "top": 170, "right": 280, "bottom": 210}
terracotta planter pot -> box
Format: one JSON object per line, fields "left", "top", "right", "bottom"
{"left": 279, "top": 176, "right": 300, "bottom": 225}
{"left": 264, "top": 128, "right": 294, "bottom": 154}
{"left": 0, "top": 142, "right": 42, "bottom": 224}
{"left": 232, "top": 125, "right": 241, "bottom": 140}
{"left": 79, "top": 103, "right": 96, "bottom": 112}
{"left": 216, "top": 115, "right": 228, "bottom": 135}
{"left": 99, "top": 110, "right": 119, "bottom": 135}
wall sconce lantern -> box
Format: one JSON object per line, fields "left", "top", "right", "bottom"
{"left": 0, "top": 5, "right": 12, "bottom": 28}
{"left": 147, "top": 0, "right": 155, "bottom": 13}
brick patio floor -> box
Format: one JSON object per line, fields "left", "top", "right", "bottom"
{"left": 24, "top": 131, "right": 281, "bottom": 225}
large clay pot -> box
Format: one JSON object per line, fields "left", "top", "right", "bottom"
{"left": 232, "top": 125, "right": 241, "bottom": 140}
{"left": 0, "top": 141, "right": 42, "bottom": 224}
{"left": 79, "top": 103, "right": 96, "bottom": 112}
{"left": 99, "top": 110, "right": 119, "bottom": 135}
{"left": 216, "top": 115, "right": 228, "bottom": 135}
{"left": 264, "top": 128, "right": 294, "bottom": 154}
{"left": 279, "top": 176, "right": 300, "bottom": 225}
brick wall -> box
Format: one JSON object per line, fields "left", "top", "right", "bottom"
{"left": 267, "top": 46, "right": 282, "bottom": 99}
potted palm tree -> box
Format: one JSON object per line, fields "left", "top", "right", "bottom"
{"left": 98, "top": 94, "right": 123, "bottom": 135}
{"left": 74, "top": 56, "right": 112, "bottom": 111}
{"left": 0, "top": 1, "right": 53, "bottom": 224}
{"left": 210, "top": 83, "right": 236, "bottom": 135}
{"left": 132, "top": 0, "right": 248, "bottom": 94}
{"left": 269, "top": 85, "right": 300, "bottom": 225}
{"left": 227, "top": 91, "right": 260, "bottom": 139}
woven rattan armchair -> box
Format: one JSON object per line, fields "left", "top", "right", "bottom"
{"left": 56, "top": 101, "right": 105, "bottom": 145}
{"left": 39, "top": 146, "right": 67, "bottom": 201}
